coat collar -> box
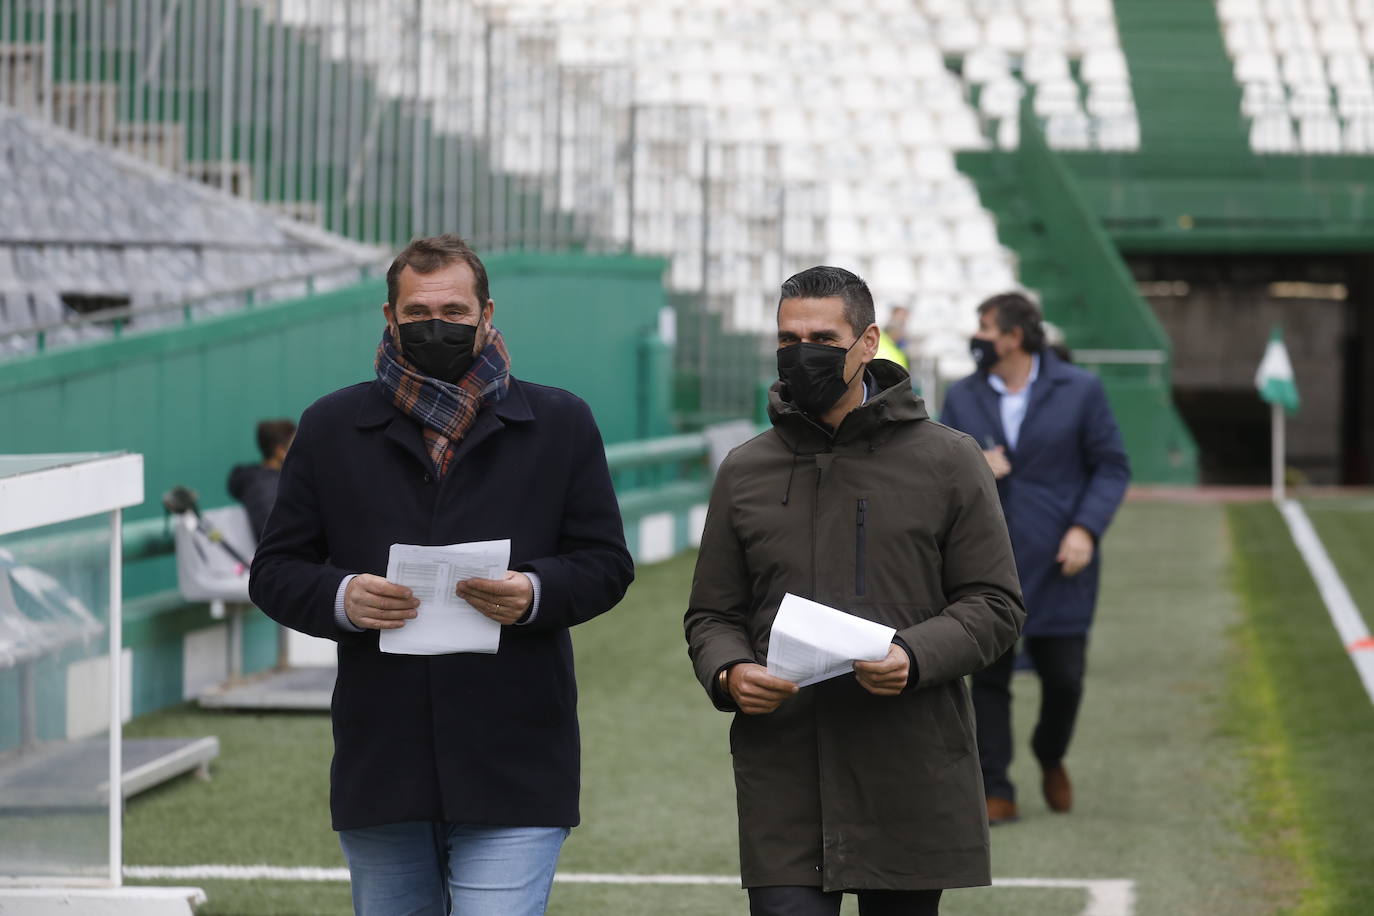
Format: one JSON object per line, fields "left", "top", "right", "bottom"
{"left": 966, "top": 349, "right": 1073, "bottom": 449}
{"left": 767, "top": 358, "right": 929, "bottom": 452}
{"left": 355, "top": 378, "right": 535, "bottom": 472}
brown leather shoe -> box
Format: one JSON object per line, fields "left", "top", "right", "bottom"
{"left": 1042, "top": 763, "right": 1072, "bottom": 813}
{"left": 986, "top": 796, "right": 1020, "bottom": 825}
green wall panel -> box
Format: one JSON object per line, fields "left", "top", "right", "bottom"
{"left": 1, "top": 252, "right": 670, "bottom": 599}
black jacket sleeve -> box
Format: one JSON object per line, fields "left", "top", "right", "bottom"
{"left": 513, "top": 399, "right": 635, "bottom": 631}
{"left": 248, "top": 406, "right": 366, "bottom": 643}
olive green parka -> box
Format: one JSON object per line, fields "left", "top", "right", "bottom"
{"left": 685, "top": 360, "right": 1025, "bottom": 892}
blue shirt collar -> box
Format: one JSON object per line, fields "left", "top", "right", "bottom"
{"left": 987, "top": 352, "right": 1039, "bottom": 396}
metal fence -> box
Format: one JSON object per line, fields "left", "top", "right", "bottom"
{"left": 0, "top": 0, "right": 806, "bottom": 421}
{"left": 0, "top": 0, "right": 634, "bottom": 252}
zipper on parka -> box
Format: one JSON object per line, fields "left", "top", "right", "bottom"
{"left": 855, "top": 498, "right": 868, "bottom": 596}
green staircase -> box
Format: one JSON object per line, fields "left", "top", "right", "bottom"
{"left": 958, "top": 108, "right": 1200, "bottom": 484}
{"left": 1113, "top": 0, "right": 1255, "bottom": 173}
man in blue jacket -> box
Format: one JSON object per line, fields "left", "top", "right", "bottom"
{"left": 939, "top": 292, "right": 1130, "bottom": 825}
{"left": 249, "top": 234, "right": 634, "bottom": 915}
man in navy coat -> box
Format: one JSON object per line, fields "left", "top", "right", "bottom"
{"left": 939, "top": 292, "right": 1130, "bottom": 826}
{"left": 249, "top": 234, "right": 634, "bottom": 915}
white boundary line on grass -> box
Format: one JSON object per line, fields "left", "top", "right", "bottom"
{"left": 1278, "top": 499, "right": 1374, "bottom": 707}
{"left": 124, "top": 867, "right": 1135, "bottom": 915}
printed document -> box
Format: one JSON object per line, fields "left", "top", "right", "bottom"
{"left": 379, "top": 539, "right": 510, "bottom": 655}
{"left": 766, "top": 593, "right": 896, "bottom": 687}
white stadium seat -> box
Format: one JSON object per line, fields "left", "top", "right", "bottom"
{"left": 1034, "top": 78, "right": 1082, "bottom": 115}
{"left": 1242, "top": 80, "right": 1289, "bottom": 116}
{"left": 1096, "top": 114, "right": 1141, "bottom": 150}
{"left": 1225, "top": 18, "right": 1273, "bottom": 55}
{"left": 964, "top": 47, "right": 1013, "bottom": 83}
{"left": 1087, "top": 81, "right": 1135, "bottom": 117}
{"left": 1281, "top": 51, "right": 1327, "bottom": 85}
{"left": 1081, "top": 47, "right": 1129, "bottom": 82}
{"left": 1022, "top": 47, "right": 1072, "bottom": 83}
{"left": 1298, "top": 112, "right": 1345, "bottom": 151}
{"left": 1236, "top": 50, "right": 1283, "bottom": 82}
{"left": 980, "top": 77, "right": 1027, "bottom": 117}
{"left": 1343, "top": 115, "right": 1374, "bottom": 150}
{"left": 985, "top": 13, "right": 1029, "bottom": 50}
{"left": 1327, "top": 52, "right": 1374, "bottom": 87}
{"left": 1289, "top": 83, "right": 1333, "bottom": 116}
{"left": 1337, "top": 82, "right": 1374, "bottom": 115}
{"left": 1250, "top": 112, "right": 1299, "bottom": 150}
{"left": 1045, "top": 110, "right": 1093, "bottom": 148}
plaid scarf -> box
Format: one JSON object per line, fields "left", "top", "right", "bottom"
{"left": 375, "top": 325, "right": 511, "bottom": 478}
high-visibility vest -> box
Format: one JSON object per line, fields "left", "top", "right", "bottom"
{"left": 876, "top": 331, "right": 909, "bottom": 369}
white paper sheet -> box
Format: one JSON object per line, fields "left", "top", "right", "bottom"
{"left": 766, "top": 593, "right": 897, "bottom": 687}
{"left": 379, "top": 539, "right": 511, "bottom": 656}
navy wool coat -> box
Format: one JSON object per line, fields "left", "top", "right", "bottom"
{"left": 939, "top": 350, "right": 1130, "bottom": 637}
{"left": 249, "top": 377, "right": 634, "bottom": 831}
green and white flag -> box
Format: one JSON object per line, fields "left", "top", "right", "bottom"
{"left": 1255, "top": 325, "right": 1300, "bottom": 415}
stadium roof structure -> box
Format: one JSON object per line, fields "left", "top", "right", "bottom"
{"left": 0, "top": 109, "right": 381, "bottom": 358}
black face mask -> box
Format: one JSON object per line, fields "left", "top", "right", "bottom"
{"left": 777, "top": 339, "right": 861, "bottom": 418}
{"left": 398, "top": 318, "right": 481, "bottom": 384}
{"left": 969, "top": 336, "right": 999, "bottom": 372}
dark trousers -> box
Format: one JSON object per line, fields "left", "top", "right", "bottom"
{"left": 748, "top": 886, "right": 942, "bottom": 916}
{"left": 972, "top": 635, "right": 1087, "bottom": 801}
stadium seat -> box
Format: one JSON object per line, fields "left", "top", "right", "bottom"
{"left": 1337, "top": 83, "right": 1374, "bottom": 116}
{"left": 985, "top": 13, "right": 1028, "bottom": 51}
{"left": 1045, "top": 111, "right": 1093, "bottom": 148}
{"left": 1219, "top": 0, "right": 1264, "bottom": 19}
{"left": 1343, "top": 115, "right": 1374, "bottom": 150}
{"left": 1318, "top": 20, "right": 1362, "bottom": 54}
{"left": 1236, "top": 50, "right": 1283, "bottom": 82}
{"left": 1034, "top": 78, "right": 1082, "bottom": 116}
{"left": 1282, "top": 52, "right": 1327, "bottom": 85}
{"left": 1289, "top": 84, "right": 1334, "bottom": 116}
{"left": 980, "top": 77, "right": 1027, "bottom": 118}
{"left": 1242, "top": 80, "right": 1289, "bottom": 116}
{"left": 1081, "top": 47, "right": 1129, "bottom": 82}
{"left": 1298, "top": 112, "right": 1344, "bottom": 151}
{"left": 1327, "top": 52, "right": 1374, "bottom": 88}
{"left": 1097, "top": 114, "right": 1141, "bottom": 149}
{"left": 1022, "top": 47, "right": 1073, "bottom": 83}
{"left": 1087, "top": 80, "right": 1134, "bottom": 117}
{"left": 964, "top": 47, "right": 1013, "bottom": 84}
{"left": 1225, "top": 18, "right": 1273, "bottom": 55}
{"left": 1250, "top": 112, "right": 1299, "bottom": 150}
{"left": 1271, "top": 17, "right": 1319, "bottom": 52}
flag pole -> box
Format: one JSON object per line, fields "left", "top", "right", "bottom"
{"left": 1272, "top": 401, "right": 1284, "bottom": 503}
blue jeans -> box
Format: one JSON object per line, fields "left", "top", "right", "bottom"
{"left": 338, "top": 821, "right": 569, "bottom": 916}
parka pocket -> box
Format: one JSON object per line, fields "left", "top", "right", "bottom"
{"left": 855, "top": 497, "right": 868, "bottom": 596}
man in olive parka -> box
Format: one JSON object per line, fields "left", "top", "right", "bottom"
{"left": 685, "top": 267, "right": 1025, "bottom": 916}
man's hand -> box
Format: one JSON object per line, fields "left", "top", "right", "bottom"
{"left": 983, "top": 446, "right": 1011, "bottom": 479}
{"left": 727, "top": 663, "right": 799, "bottom": 715}
{"left": 854, "top": 643, "right": 910, "bottom": 696}
{"left": 1057, "top": 525, "right": 1095, "bottom": 577}
{"left": 344, "top": 574, "right": 419, "bottom": 630}
{"left": 455, "top": 571, "right": 534, "bottom": 625}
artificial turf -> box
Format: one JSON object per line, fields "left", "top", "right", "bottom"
{"left": 119, "top": 501, "right": 1374, "bottom": 915}
{"left": 1224, "top": 501, "right": 1374, "bottom": 916}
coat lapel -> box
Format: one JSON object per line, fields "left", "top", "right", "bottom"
{"left": 970, "top": 377, "right": 1009, "bottom": 449}
{"left": 1018, "top": 352, "right": 1067, "bottom": 451}
{"left": 357, "top": 382, "right": 433, "bottom": 473}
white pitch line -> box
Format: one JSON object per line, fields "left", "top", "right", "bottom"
{"left": 1278, "top": 499, "right": 1374, "bottom": 707}
{"left": 125, "top": 867, "right": 1134, "bottom": 915}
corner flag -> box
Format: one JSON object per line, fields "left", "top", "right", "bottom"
{"left": 1255, "top": 326, "right": 1300, "bottom": 415}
